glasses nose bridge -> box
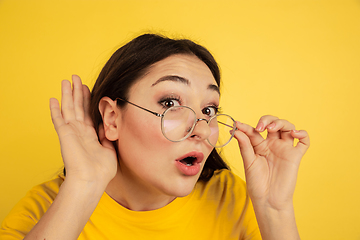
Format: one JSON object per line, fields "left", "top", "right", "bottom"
{"left": 188, "top": 117, "right": 211, "bottom": 142}
{"left": 195, "top": 118, "right": 209, "bottom": 125}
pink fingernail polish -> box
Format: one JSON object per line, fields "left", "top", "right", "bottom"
{"left": 256, "top": 122, "right": 263, "bottom": 131}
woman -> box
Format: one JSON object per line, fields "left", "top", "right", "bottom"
{"left": 0, "top": 34, "right": 309, "bottom": 239}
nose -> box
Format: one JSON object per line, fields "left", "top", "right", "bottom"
{"left": 189, "top": 118, "right": 211, "bottom": 142}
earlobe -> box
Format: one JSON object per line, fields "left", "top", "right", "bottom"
{"left": 99, "top": 97, "right": 120, "bottom": 141}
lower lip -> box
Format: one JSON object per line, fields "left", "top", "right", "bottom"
{"left": 175, "top": 161, "right": 201, "bottom": 176}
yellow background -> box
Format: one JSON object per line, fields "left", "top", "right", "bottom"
{"left": 1, "top": 0, "right": 359, "bottom": 239}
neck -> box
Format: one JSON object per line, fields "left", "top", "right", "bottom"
{"left": 105, "top": 165, "right": 176, "bottom": 211}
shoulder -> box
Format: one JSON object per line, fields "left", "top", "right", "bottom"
{"left": 0, "top": 175, "right": 64, "bottom": 239}
{"left": 29, "top": 174, "right": 64, "bottom": 201}
{"left": 13, "top": 174, "right": 63, "bottom": 209}
{"left": 16, "top": 174, "right": 64, "bottom": 216}
{"left": 20, "top": 174, "right": 64, "bottom": 213}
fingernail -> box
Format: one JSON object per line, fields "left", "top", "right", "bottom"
{"left": 268, "top": 123, "right": 276, "bottom": 129}
{"left": 256, "top": 122, "right": 264, "bottom": 131}
{"left": 292, "top": 129, "right": 300, "bottom": 133}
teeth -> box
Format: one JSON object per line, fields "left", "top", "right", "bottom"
{"left": 186, "top": 163, "right": 193, "bottom": 166}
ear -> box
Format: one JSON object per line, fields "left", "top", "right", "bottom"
{"left": 99, "top": 97, "right": 120, "bottom": 141}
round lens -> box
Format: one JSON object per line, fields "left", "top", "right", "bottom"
{"left": 161, "top": 106, "right": 196, "bottom": 142}
{"left": 207, "top": 114, "right": 236, "bottom": 148}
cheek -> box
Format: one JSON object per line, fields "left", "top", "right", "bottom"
{"left": 116, "top": 113, "right": 179, "bottom": 180}
{"left": 117, "top": 113, "right": 171, "bottom": 157}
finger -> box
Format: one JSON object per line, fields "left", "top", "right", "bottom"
{"left": 233, "top": 128, "right": 256, "bottom": 171}
{"left": 72, "top": 75, "right": 84, "bottom": 121}
{"left": 61, "top": 80, "right": 75, "bottom": 123}
{"left": 266, "top": 119, "right": 295, "bottom": 142}
{"left": 83, "top": 84, "right": 94, "bottom": 127}
{"left": 50, "top": 98, "right": 65, "bottom": 132}
{"left": 235, "top": 121, "right": 264, "bottom": 148}
{"left": 291, "top": 130, "right": 310, "bottom": 154}
{"left": 255, "top": 115, "right": 279, "bottom": 132}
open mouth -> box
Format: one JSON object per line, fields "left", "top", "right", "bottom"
{"left": 176, "top": 152, "right": 204, "bottom": 166}
{"left": 179, "top": 156, "right": 197, "bottom": 166}
{"left": 175, "top": 152, "right": 204, "bottom": 176}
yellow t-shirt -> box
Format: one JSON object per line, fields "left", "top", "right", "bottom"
{"left": 0, "top": 169, "right": 261, "bottom": 240}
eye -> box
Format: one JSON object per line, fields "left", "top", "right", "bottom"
{"left": 159, "top": 98, "right": 181, "bottom": 109}
{"left": 202, "top": 106, "right": 218, "bottom": 117}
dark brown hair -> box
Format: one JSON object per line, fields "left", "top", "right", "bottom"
{"left": 85, "top": 34, "right": 229, "bottom": 181}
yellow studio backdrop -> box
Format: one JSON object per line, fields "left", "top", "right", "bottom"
{"left": 0, "top": 0, "right": 359, "bottom": 239}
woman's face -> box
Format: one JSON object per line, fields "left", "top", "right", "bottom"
{"left": 115, "top": 54, "right": 220, "bottom": 198}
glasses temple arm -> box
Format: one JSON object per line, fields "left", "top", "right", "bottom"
{"left": 116, "top": 98, "right": 162, "bottom": 117}
{"left": 218, "top": 121, "right": 236, "bottom": 129}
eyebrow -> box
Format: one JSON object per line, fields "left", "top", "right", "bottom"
{"left": 151, "top": 75, "right": 220, "bottom": 94}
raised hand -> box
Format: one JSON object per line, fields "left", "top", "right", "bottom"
{"left": 22, "top": 76, "right": 119, "bottom": 239}
{"left": 50, "top": 75, "right": 118, "bottom": 185}
{"left": 233, "top": 115, "right": 310, "bottom": 210}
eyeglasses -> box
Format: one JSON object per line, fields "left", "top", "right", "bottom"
{"left": 116, "top": 98, "right": 237, "bottom": 148}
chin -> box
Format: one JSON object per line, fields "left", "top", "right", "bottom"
{"left": 165, "top": 175, "right": 200, "bottom": 198}
{"left": 174, "top": 189, "right": 194, "bottom": 198}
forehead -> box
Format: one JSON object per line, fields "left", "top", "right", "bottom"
{"left": 130, "top": 54, "right": 218, "bottom": 92}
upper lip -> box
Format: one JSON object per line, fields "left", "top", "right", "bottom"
{"left": 175, "top": 151, "right": 204, "bottom": 164}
